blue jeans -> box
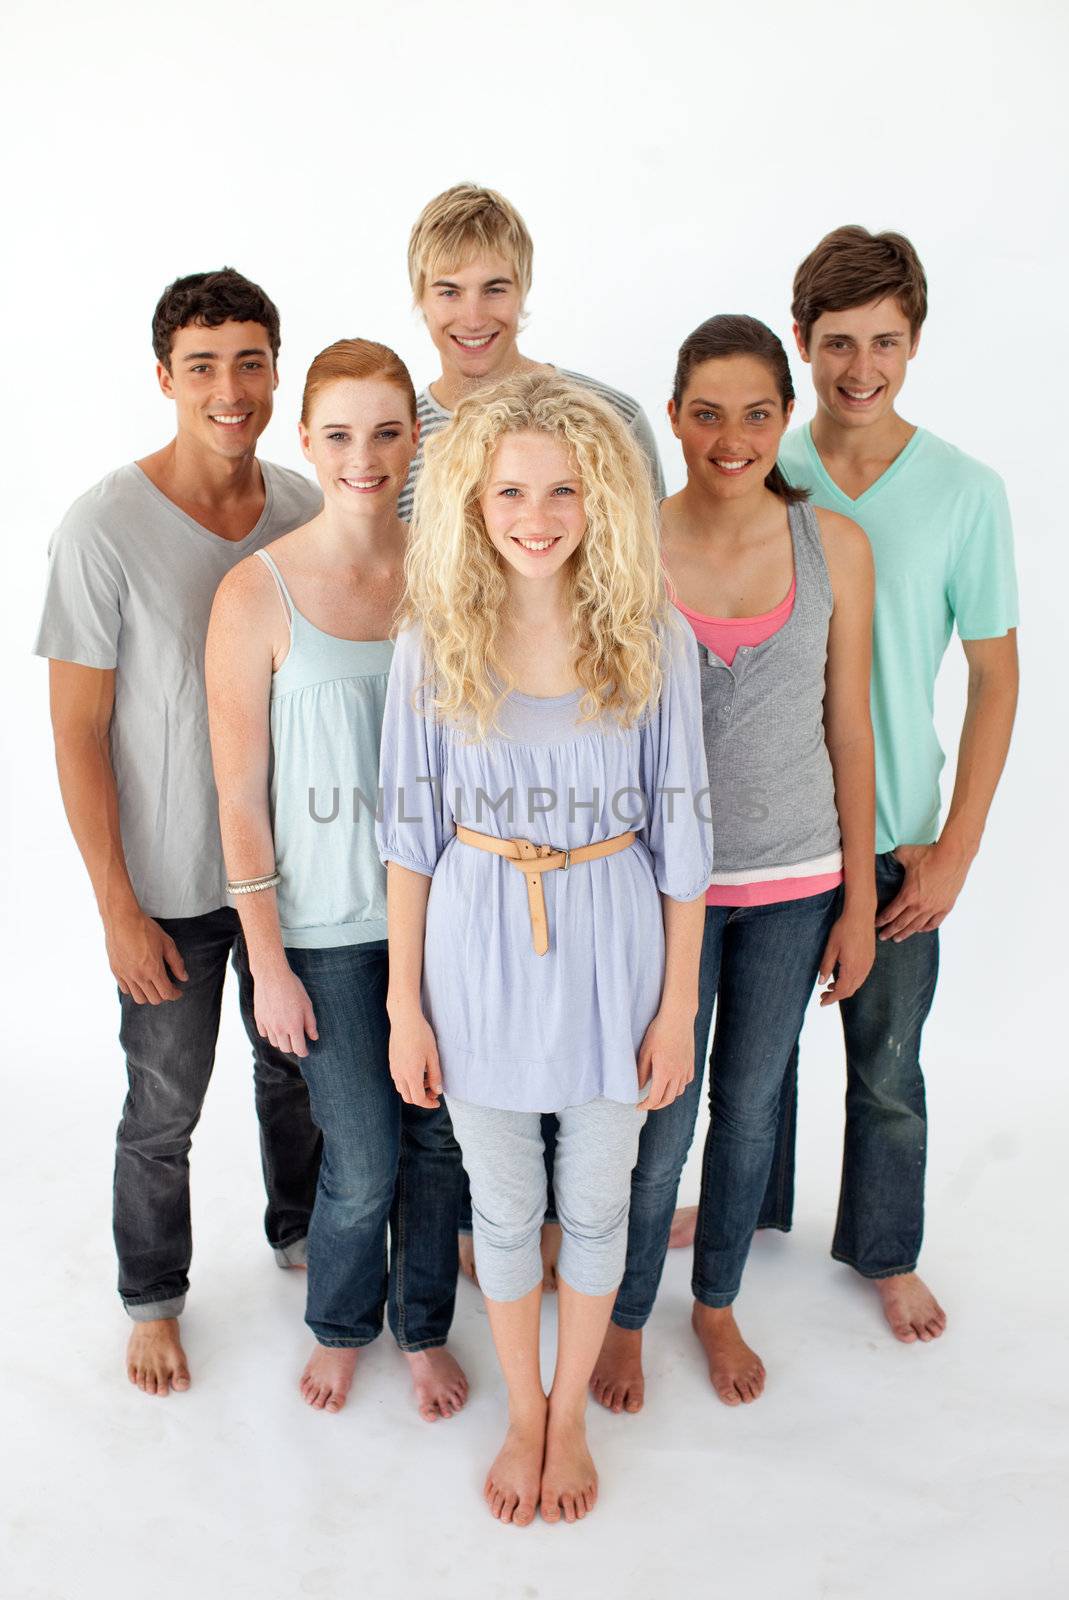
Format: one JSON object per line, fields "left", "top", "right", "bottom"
{"left": 611, "top": 889, "right": 839, "bottom": 1326}
{"left": 286, "top": 941, "right": 462, "bottom": 1350}
{"left": 114, "top": 907, "right": 320, "bottom": 1321}
{"left": 757, "top": 852, "right": 938, "bottom": 1277}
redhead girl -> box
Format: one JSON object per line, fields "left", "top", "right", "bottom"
{"left": 206, "top": 340, "right": 467, "bottom": 1421}
{"left": 376, "top": 372, "right": 713, "bottom": 1525}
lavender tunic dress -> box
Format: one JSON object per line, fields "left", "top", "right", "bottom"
{"left": 376, "top": 613, "right": 714, "bottom": 1113}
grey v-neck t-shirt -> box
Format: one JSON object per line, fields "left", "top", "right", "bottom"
{"left": 33, "top": 460, "right": 323, "bottom": 918}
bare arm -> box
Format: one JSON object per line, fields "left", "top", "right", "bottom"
{"left": 48, "top": 660, "right": 188, "bottom": 1003}
{"left": 205, "top": 560, "right": 317, "bottom": 1055}
{"left": 384, "top": 861, "right": 441, "bottom": 1108}
{"left": 817, "top": 510, "right": 877, "bottom": 1003}
{"left": 878, "top": 630, "right": 1019, "bottom": 940}
{"left": 637, "top": 893, "right": 706, "bottom": 1112}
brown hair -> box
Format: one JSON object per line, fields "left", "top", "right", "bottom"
{"left": 152, "top": 267, "right": 281, "bottom": 370}
{"left": 792, "top": 225, "right": 928, "bottom": 346}
{"left": 672, "top": 314, "right": 808, "bottom": 504}
{"left": 300, "top": 338, "right": 417, "bottom": 426}
{"left": 407, "top": 183, "right": 534, "bottom": 305}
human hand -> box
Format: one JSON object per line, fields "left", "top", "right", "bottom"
{"left": 252, "top": 963, "right": 319, "bottom": 1056}
{"left": 388, "top": 1005, "right": 443, "bottom": 1108}
{"left": 106, "top": 909, "right": 189, "bottom": 1004}
{"left": 876, "top": 842, "right": 971, "bottom": 941}
{"left": 817, "top": 906, "right": 876, "bottom": 1005}
{"left": 637, "top": 1010, "right": 695, "bottom": 1111}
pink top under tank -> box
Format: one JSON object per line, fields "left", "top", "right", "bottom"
{"left": 671, "top": 578, "right": 844, "bottom": 908}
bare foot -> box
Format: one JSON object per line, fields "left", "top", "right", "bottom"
{"left": 691, "top": 1303, "right": 766, "bottom": 1405}
{"left": 405, "top": 1347, "right": 469, "bottom": 1421}
{"left": 590, "top": 1323, "right": 645, "bottom": 1413}
{"left": 458, "top": 1233, "right": 478, "bottom": 1285}
{"left": 874, "top": 1272, "right": 947, "bottom": 1343}
{"left": 126, "top": 1318, "right": 190, "bottom": 1397}
{"left": 541, "top": 1222, "right": 562, "bottom": 1291}
{"left": 541, "top": 1406, "right": 598, "bottom": 1524}
{"left": 669, "top": 1204, "right": 698, "bottom": 1250}
{"left": 299, "top": 1345, "right": 357, "bottom": 1413}
{"left": 485, "top": 1404, "right": 547, "bottom": 1526}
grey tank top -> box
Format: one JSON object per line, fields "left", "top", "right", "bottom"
{"left": 697, "top": 499, "right": 841, "bottom": 880}
{"left": 256, "top": 549, "right": 394, "bottom": 948}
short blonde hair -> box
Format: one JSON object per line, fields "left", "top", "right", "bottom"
{"left": 407, "top": 183, "right": 534, "bottom": 306}
{"left": 401, "top": 371, "right": 674, "bottom": 740}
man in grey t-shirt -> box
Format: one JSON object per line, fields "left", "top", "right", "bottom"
{"left": 34, "top": 268, "right": 324, "bottom": 1396}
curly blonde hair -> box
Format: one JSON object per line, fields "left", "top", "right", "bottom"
{"left": 401, "top": 371, "right": 674, "bottom": 739}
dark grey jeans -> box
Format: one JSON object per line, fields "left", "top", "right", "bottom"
{"left": 113, "top": 907, "right": 321, "bottom": 1320}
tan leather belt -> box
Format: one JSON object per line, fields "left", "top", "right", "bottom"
{"left": 454, "top": 825, "right": 637, "bottom": 957}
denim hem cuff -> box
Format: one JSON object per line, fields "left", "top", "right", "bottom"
{"left": 310, "top": 1334, "right": 379, "bottom": 1349}
{"left": 124, "top": 1294, "right": 186, "bottom": 1322}
{"left": 755, "top": 1222, "right": 792, "bottom": 1234}
{"left": 692, "top": 1284, "right": 739, "bottom": 1309}
{"left": 610, "top": 1309, "right": 650, "bottom": 1331}
{"left": 393, "top": 1337, "right": 449, "bottom": 1355}
{"left": 274, "top": 1236, "right": 308, "bottom": 1268}
{"left": 831, "top": 1252, "right": 919, "bottom": 1281}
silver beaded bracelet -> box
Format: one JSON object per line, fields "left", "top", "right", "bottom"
{"left": 226, "top": 871, "right": 282, "bottom": 895}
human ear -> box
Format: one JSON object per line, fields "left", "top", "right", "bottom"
{"left": 791, "top": 322, "right": 811, "bottom": 364}
{"left": 297, "top": 421, "right": 313, "bottom": 463}
{"left": 156, "top": 361, "right": 175, "bottom": 399}
{"left": 667, "top": 398, "right": 682, "bottom": 440}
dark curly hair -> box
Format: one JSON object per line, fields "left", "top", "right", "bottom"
{"left": 151, "top": 267, "right": 281, "bottom": 369}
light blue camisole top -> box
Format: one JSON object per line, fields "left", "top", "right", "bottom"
{"left": 256, "top": 548, "right": 393, "bottom": 949}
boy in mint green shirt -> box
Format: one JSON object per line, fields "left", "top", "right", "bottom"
{"left": 770, "top": 226, "right": 1018, "bottom": 1344}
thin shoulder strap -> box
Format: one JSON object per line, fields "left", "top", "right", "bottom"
{"left": 788, "top": 498, "right": 833, "bottom": 611}
{"left": 255, "top": 548, "right": 295, "bottom": 631}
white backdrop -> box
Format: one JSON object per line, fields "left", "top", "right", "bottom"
{"left": 2, "top": 2, "right": 1066, "bottom": 1597}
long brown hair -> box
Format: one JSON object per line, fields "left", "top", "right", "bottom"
{"left": 672, "top": 315, "right": 808, "bottom": 505}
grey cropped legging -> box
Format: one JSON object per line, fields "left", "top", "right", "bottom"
{"left": 445, "top": 1094, "right": 648, "bottom": 1302}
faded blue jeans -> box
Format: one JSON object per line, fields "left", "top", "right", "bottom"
{"left": 757, "top": 851, "right": 939, "bottom": 1277}
{"left": 285, "top": 940, "right": 462, "bottom": 1350}
{"left": 611, "top": 888, "right": 839, "bottom": 1325}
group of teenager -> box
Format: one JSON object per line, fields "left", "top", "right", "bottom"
{"left": 34, "top": 184, "right": 1019, "bottom": 1528}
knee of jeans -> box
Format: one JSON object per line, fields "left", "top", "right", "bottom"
{"left": 709, "top": 1085, "right": 781, "bottom": 1143}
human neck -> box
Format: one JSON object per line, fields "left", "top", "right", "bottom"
{"left": 316, "top": 499, "right": 406, "bottom": 566}
{"left": 502, "top": 569, "right": 571, "bottom": 634}
{"left": 674, "top": 476, "right": 779, "bottom": 544}
{"left": 430, "top": 348, "right": 540, "bottom": 413}
{"left": 810, "top": 402, "right": 915, "bottom": 467}
{"left": 147, "top": 432, "right": 263, "bottom": 508}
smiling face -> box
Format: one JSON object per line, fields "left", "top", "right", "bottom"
{"left": 669, "top": 354, "right": 792, "bottom": 500}
{"left": 419, "top": 252, "right": 524, "bottom": 386}
{"left": 158, "top": 320, "right": 278, "bottom": 457}
{"left": 478, "top": 430, "right": 586, "bottom": 583}
{"left": 299, "top": 378, "right": 418, "bottom": 515}
{"left": 796, "top": 297, "right": 919, "bottom": 430}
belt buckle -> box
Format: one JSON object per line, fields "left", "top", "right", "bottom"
{"left": 561, "top": 848, "right": 571, "bottom": 871}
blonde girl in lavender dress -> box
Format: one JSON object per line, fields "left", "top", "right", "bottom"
{"left": 377, "top": 372, "right": 713, "bottom": 1526}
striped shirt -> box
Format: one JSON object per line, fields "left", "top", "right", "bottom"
{"left": 397, "top": 367, "right": 666, "bottom": 522}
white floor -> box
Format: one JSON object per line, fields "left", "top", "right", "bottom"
{"left": 4, "top": 932, "right": 1066, "bottom": 1600}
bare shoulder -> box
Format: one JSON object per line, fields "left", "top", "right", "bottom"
{"left": 213, "top": 549, "right": 276, "bottom": 615}
{"left": 813, "top": 506, "right": 873, "bottom": 578}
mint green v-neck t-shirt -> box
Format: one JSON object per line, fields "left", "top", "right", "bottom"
{"left": 778, "top": 423, "right": 1018, "bottom": 854}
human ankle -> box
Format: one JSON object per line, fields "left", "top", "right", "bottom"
{"left": 508, "top": 1394, "right": 548, "bottom": 1430}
